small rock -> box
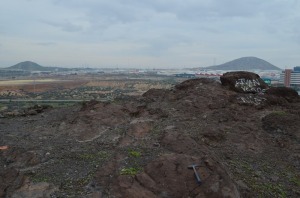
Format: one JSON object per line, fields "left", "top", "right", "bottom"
{"left": 270, "top": 175, "right": 279, "bottom": 182}
{"left": 28, "top": 110, "right": 38, "bottom": 115}
{"left": 236, "top": 180, "right": 250, "bottom": 190}
{"left": 153, "top": 143, "right": 160, "bottom": 147}
{"left": 204, "top": 158, "right": 214, "bottom": 167}
{"left": 276, "top": 128, "right": 282, "bottom": 133}
{"left": 254, "top": 171, "right": 262, "bottom": 177}
{"left": 164, "top": 125, "right": 175, "bottom": 130}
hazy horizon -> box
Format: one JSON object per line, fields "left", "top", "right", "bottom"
{"left": 0, "top": 57, "right": 293, "bottom": 70}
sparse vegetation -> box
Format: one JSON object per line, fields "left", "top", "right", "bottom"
{"left": 227, "top": 157, "right": 300, "bottom": 197}
{"left": 129, "top": 150, "right": 141, "bottom": 158}
{"left": 289, "top": 176, "right": 300, "bottom": 186}
{"left": 1, "top": 72, "right": 299, "bottom": 197}
{"left": 271, "top": 111, "right": 288, "bottom": 116}
{"left": 31, "top": 174, "right": 51, "bottom": 183}
{"left": 0, "top": 73, "right": 177, "bottom": 113}
{"left": 120, "top": 167, "right": 141, "bottom": 175}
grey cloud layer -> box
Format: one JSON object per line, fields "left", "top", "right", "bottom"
{"left": 0, "top": 0, "right": 299, "bottom": 67}
{"left": 47, "top": 1, "right": 299, "bottom": 39}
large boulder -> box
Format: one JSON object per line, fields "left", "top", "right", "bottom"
{"left": 220, "top": 71, "right": 268, "bottom": 93}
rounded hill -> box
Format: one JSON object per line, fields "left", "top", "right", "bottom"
{"left": 204, "top": 57, "right": 281, "bottom": 70}
{"left": 6, "top": 61, "right": 45, "bottom": 71}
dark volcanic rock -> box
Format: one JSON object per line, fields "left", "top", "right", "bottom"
{"left": 25, "top": 105, "right": 52, "bottom": 115}
{"left": 0, "top": 168, "right": 24, "bottom": 197}
{"left": 142, "top": 88, "right": 169, "bottom": 101}
{"left": 11, "top": 180, "right": 58, "bottom": 198}
{"left": 111, "top": 154, "right": 240, "bottom": 198}
{"left": 220, "top": 71, "right": 268, "bottom": 93}
{"left": 175, "top": 78, "right": 218, "bottom": 90}
{"left": 262, "top": 112, "right": 300, "bottom": 138}
{"left": 1, "top": 74, "right": 300, "bottom": 197}
{"left": 266, "top": 87, "right": 299, "bottom": 100}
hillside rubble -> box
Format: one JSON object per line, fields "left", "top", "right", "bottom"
{"left": 0, "top": 71, "right": 299, "bottom": 197}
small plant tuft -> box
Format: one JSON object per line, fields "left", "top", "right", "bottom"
{"left": 271, "top": 111, "right": 287, "bottom": 116}
{"left": 129, "top": 150, "right": 141, "bottom": 158}
{"left": 120, "top": 167, "right": 140, "bottom": 175}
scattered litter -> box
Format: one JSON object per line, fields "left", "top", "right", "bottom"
{"left": 0, "top": 145, "right": 8, "bottom": 150}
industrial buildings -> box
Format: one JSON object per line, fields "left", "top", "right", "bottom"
{"left": 279, "top": 67, "right": 300, "bottom": 87}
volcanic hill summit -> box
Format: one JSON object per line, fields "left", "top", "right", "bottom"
{"left": 204, "top": 57, "right": 281, "bottom": 70}
{"left": 5, "top": 61, "right": 71, "bottom": 72}
{"left": 6, "top": 61, "right": 45, "bottom": 71}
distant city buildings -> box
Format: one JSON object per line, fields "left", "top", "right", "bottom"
{"left": 279, "top": 67, "right": 300, "bottom": 87}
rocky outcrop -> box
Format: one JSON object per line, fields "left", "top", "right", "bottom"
{"left": 266, "top": 87, "right": 299, "bottom": 101}
{"left": 0, "top": 168, "right": 24, "bottom": 197}
{"left": 220, "top": 71, "right": 268, "bottom": 93}
{"left": 1, "top": 72, "right": 299, "bottom": 197}
{"left": 102, "top": 154, "right": 240, "bottom": 198}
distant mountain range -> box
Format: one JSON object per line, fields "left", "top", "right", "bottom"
{"left": 3, "top": 61, "right": 69, "bottom": 72}
{"left": 200, "top": 57, "right": 281, "bottom": 71}
{"left": 3, "top": 57, "right": 282, "bottom": 72}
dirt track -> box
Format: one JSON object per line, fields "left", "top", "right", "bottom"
{"left": 0, "top": 75, "right": 300, "bottom": 197}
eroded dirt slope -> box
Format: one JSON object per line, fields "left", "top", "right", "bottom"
{"left": 1, "top": 73, "right": 300, "bottom": 197}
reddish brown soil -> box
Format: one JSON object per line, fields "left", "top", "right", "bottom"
{"left": 0, "top": 77, "right": 299, "bottom": 197}
{"left": 0, "top": 80, "right": 88, "bottom": 93}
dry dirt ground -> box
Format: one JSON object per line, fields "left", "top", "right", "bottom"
{"left": 0, "top": 74, "right": 173, "bottom": 100}
{"left": 0, "top": 74, "right": 173, "bottom": 94}
{"left": 0, "top": 74, "right": 300, "bottom": 197}
{"left": 0, "top": 79, "right": 88, "bottom": 94}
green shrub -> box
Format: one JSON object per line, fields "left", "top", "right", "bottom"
{"left": 129, "top": 150, "right": 141, "bottom": 158}
{"left": 120, "top": 167, "right": 140, "bottom": 176}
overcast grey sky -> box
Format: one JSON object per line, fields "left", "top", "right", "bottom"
{"left": 0, "top": 0, "right": 299, "bottom": 68}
